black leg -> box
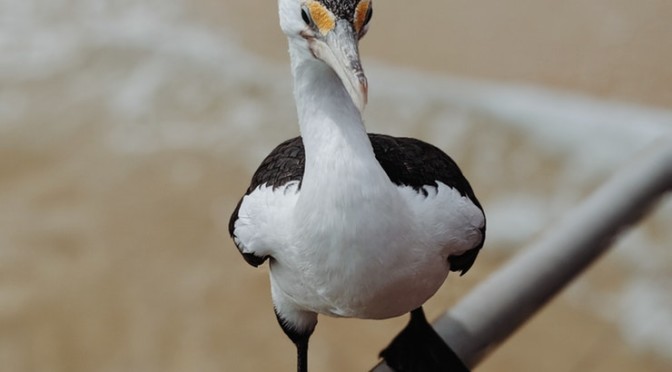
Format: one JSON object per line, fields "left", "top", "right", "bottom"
{"left": 275, "top": 308, "right": 315, "bottom": 372}
{"left": 295, "top": 334, "right": 309, "bottom": 372}
{"left": 380, "top": 307, "right": 469, "bottom": 372}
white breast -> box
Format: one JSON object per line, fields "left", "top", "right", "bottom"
{"left": 235, "top": 179, "right": 484, "bottom": 321}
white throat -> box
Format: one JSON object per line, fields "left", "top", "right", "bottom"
{"left": 290, "top": 43, "right": 369, "bottom": 167}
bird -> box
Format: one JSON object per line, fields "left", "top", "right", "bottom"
{"left": 228, "top": 0, "right": 486, "bottom": 371}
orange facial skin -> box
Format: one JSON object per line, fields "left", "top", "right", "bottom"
{"left": 308, "top": 1, "right": 336, "bottom": 35}
{"left": 353, "top": 0, "right": 371, "bottom": 34}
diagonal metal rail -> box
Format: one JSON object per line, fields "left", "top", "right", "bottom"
{"left": 373, "top": 135, "right": 672, "bottom": 371}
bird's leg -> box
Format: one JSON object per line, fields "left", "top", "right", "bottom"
{"left": 295, "top": 333, "right": 309, "bottom": 372}
{"left": 380, "top": 307, "right": 469, "bottom": 372}
{"left": 275, "top": 308, "right": 315, "bottom": 372}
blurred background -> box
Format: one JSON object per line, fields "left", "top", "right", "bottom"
{"left": 1, "top": 0, "right": 671, "bottom": 371}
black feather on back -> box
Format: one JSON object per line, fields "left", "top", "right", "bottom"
{"left": 369, "top": 134, "right": 481, "bottom": 208}
{"left": 248, "top": 137, "right": 305, "bottom": 193}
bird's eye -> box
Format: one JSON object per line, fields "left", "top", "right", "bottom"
{"left": 363, "top": 6, "right": 373, "bottom": 26}
{"left": 301, "top": 7, "right": 312, "bottom": 26}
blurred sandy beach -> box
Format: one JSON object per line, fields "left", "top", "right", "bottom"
{"left": 1, "top": 1, "right": 671, "bottom": 371}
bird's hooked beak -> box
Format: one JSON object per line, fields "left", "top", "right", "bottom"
{"left": 310, "top": 20, "right": 368, "bottom": 113}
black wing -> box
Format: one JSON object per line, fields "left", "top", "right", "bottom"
{"left": 369, "top": 134, "right": 481, "bottom": 207}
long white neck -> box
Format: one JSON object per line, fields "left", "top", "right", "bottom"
{"left": 292, "top": 54, "right": 369, "bottom": 167}
{"left": 288, "top": 43, "right": 395, "bottom": 211}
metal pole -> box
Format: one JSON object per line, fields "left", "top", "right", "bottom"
{"left": 373, "top": 135, "right": 672, "bottom": 371}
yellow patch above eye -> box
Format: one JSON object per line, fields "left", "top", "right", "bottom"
{"left": 354, "top": 0, "right": 371, "bottom": 33}
{"left": 308, "top": 2, "right": 335, "bottom": 35}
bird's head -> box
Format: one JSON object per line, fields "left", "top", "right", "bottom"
{"left": 279, "top": 0, "right": 373, "bottom": 112}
